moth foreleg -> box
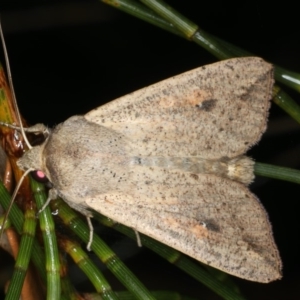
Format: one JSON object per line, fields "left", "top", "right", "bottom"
{"left": 37, "top": 188, "right": 58, "bottom": 215}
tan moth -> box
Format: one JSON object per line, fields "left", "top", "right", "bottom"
{"left": 3, "top": 54, "right": 282, "bottom": 282}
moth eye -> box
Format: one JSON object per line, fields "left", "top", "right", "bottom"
{"left": 31, "top": 170, "right": 49, "bottom": 184}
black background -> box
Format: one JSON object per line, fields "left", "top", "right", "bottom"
{"left": 0, "top": 1, "right": 299, "bottom": 299}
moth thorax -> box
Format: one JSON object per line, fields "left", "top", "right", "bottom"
{"left": 17, "top": 144, "right": 45, "bottom": 172}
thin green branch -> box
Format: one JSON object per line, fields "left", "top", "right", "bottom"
{"left": 4, "top": 208, "right": 37, "bottom": 300}
{"left": 255, "top": 162, "right": 300, "bottom": 184}
{"left": 30, "top": 179, "right": 61, "bottom": 300}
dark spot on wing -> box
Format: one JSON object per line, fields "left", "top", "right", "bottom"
{"left": 190, "top": 173, "right": 199, "bottom": 180}
{"left": 196, "top": 99, "right": 217, "bottom": 112}
{"left": 200, "top": 219, "right": 221, "bottom": 232}
{"left": 162, "top": 89, "right": 170, "bottom": 95}
{"left": 242, "top": 237, "right": 264, "bottom": 254}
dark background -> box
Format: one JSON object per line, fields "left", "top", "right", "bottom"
{"left": 0, "top": 1, "right": 299, "bottom": 299}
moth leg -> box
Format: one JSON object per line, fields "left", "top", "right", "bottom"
{"left": 38, "top": 189, "right": 94, "bottom": 251}
{"left": 37, "top": 188, "right": 58, "bottom": 215}
{"left": 133, "top": 229, "right": 142, "bottom": 247}
{"left": 86, "top": 216, "right": 94, "bottom": 251}
{"left": 23, "top": 123, "right": 50, "bottom": 136}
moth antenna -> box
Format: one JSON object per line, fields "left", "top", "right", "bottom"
{"left": 0, "top": 20, "right": 32, "bottom": 150}
{"left": 0, "top": 168, "right": 34, "bottom": 240}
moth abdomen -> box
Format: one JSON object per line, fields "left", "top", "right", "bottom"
{"left": 129, "top": 155, "right": 254, "bottom": 184}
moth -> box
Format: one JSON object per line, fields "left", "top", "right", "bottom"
{"left": 9, "top": 57, "right": 283, "bottom": 283}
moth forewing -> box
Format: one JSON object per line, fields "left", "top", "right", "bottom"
{"left": 86, "top": 174, "right": 280, "bottom": 283}
{"left": 85, "top": 57, "right": 272, "bottom": 160}
{"left": 16, "top": 57, "right": 282, "bottom": 283}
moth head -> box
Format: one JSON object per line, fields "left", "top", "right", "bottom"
{"left": 17, "top": 144, "right": 46, "bottom": 173}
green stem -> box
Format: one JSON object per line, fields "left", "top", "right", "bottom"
{"left": 30, "top": 179, "right": 61, "bottom": 300}
{"left": 273, "top": 85, "right": 300, "bottom": 124}
{"left": 0, "top": 182, "right": 47, "bottom": 284}
{"left": 63, "top": 239, "right": 119, "bottom": 299}
{"left": 255, "top": 162, "right": 300, "bottom": 184}
{"left": 5, "top": 208, "right": 37, "bottom": 300}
